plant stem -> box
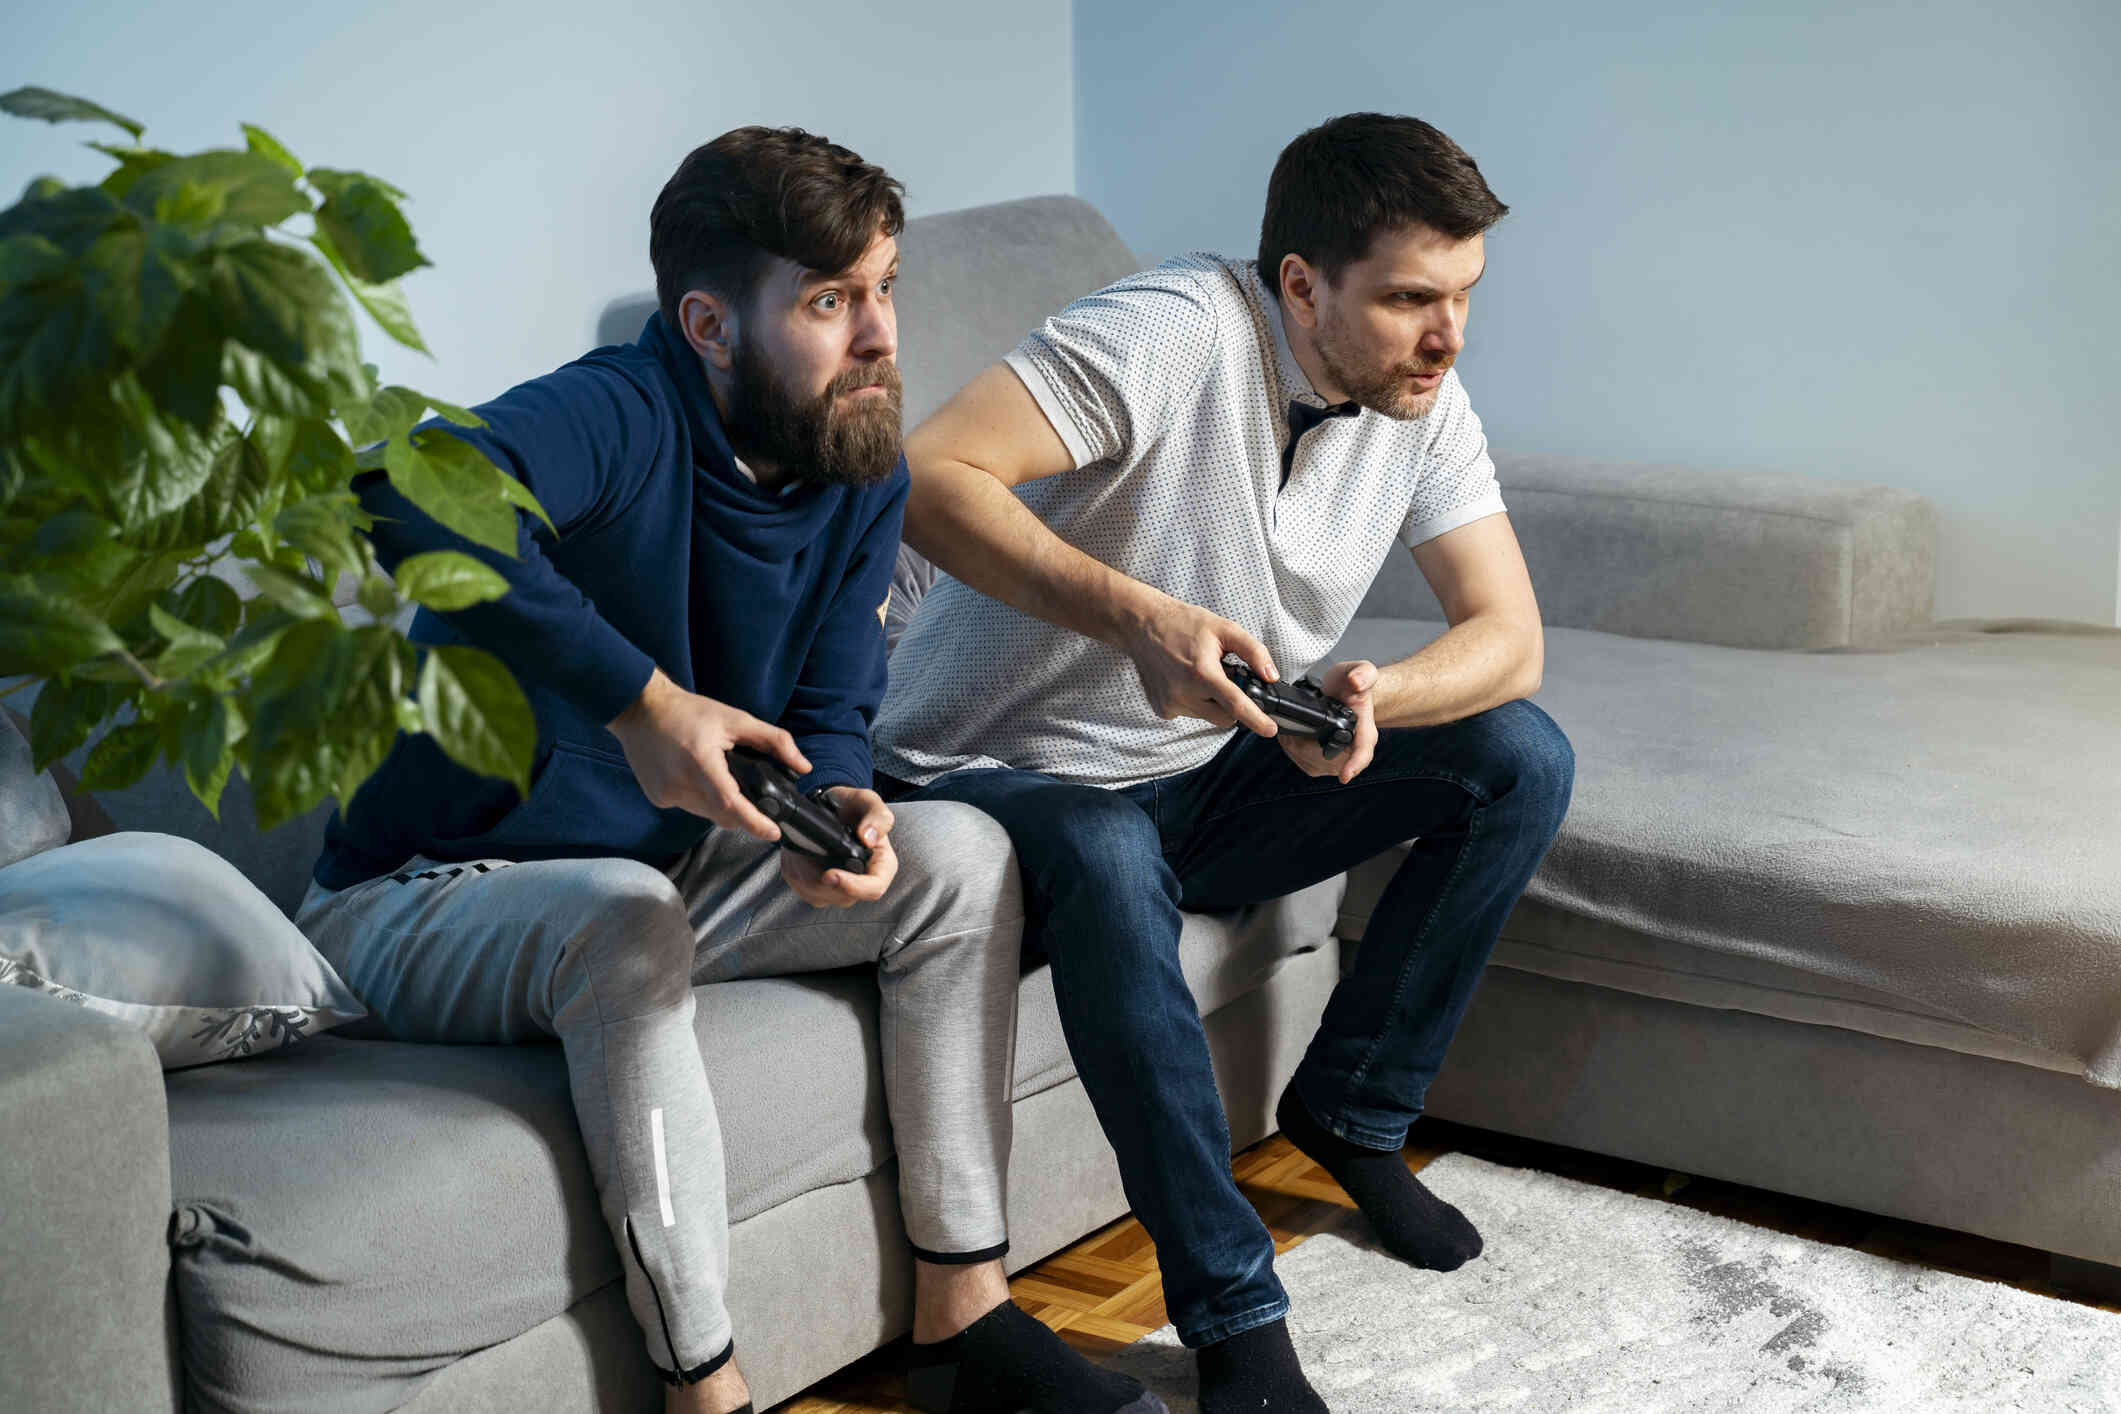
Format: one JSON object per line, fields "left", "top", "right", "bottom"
{"left": 114, "top": 647, "right": 166, "bottom": 692}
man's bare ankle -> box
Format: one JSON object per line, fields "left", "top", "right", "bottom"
{"left": 912, "top": 1257, "right": 1011, "bottom": 1344}
{"left": 663, "top": 1358, "right": 750, "bottom": 1413}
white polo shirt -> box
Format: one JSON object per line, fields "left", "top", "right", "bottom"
{"left": 874, "top": 253, "right": 1506, "bottom": 790}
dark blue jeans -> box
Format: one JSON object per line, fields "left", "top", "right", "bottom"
{"left": 890, "top": 698, "right": 1573, "bottom": 1346}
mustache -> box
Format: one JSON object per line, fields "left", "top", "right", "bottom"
{"left": 827, "top": 361, "right": 902, "bottom": 400}
{"left": 1396, "top": 352, "right": 1456, "bottom": 378}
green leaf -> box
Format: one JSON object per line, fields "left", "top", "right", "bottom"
{"left": 198, "top": 607, "right": 293, "bottom": 682}
{"left": 493, "top": 466, "right": 554, "bottom": 536}
{"left": 80, "top": 221, "right": 195, "bottom": 354}
{"left": 306, "top": 166, "right": 408, "bottom": 205}
{"left": 253, "top": 414, "right": 356, "bottom": 493}
{"left": 133, "top": 293, "right": 226, "bottom": 431}
{"left": 0, "top": 183, "right": 124, "bottom": 258}
{"left": 0, "top": 575, "right": 123, "bottom": 674}
{"left": 356, "top": 575, "right": 397, "bottom": 620}
{"left": 98, "top": 548, "right": 186, "bottom": 629}
{"left": 392, "top": 549, "right": 510, "bottom": 611}
{"left": 179, "top": 693, "right": 240, "bottom": 816}
{"left": 31, "top": 509, "right": 115, "bottom": 559}
{"left": 221, "top": 339, "right": 327, "bottom": 419}
{"left": 148, "top": 602, "right": 225, "bottom": 678}
{"left": 244, "top": 562, "right": 335, "bottom": 619}
{"left": 340, "top": 383, "right": 481, "bottom": 447}
{"left": 340, "top": 384, "right": 428, "bottom": 445}
{"left": 383, "top": 428, "right": 519, "bottom": 555}
{"left": 120, "top": 422, "right": 273, "bottom": 548}
{"left": 90, "top": 144, "right": 177, "bottom": 199}
{"left": 274, "top": 491, "right": 366, "bottom": 582}
{"left": 0, "top": 88, "right": 144, "bottom": 141}
{"left": 27, "top": 674, "right": 119, "bottom": 768}
{"left": 160, "top": 574, "right": 243, "bottom": 639}
{"left": 0, "top": 238, "right": 123, "bottom": 437}
{"left": 241, "top": 125, "right": 302, "bottom": 179}
{"left": 206, "top": 239, "right": 364, "bottom": 406}
{"left": 310, "top": 233, "right": 426, "bottom": 354}
{"left": 246, "top": 620, "right": 405, "bottom": 826}
{"left": 312, "top": 174, "right": 427, "bottom": 285}
{"left": 121, "top": 151, "right": 309, "bottom": 230}
{"left": 418, "top": 643, "right": 533, "bottom": 797}
{"left": 78, "top": 718, "right": 162, "bottom": 790}
{"left": 0, "top": 230, "right": 69, "bottom": 285}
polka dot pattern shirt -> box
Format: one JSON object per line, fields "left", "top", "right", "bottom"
{"left": 875, "top": 254, "right": 1506, "bottom": 790}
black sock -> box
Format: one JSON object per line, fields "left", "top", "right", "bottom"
{"left": 1276, "top": 1083, "right": 1483, "bottom": 1271}
{"left": 907, "top": 1299, "right": 1160, "bottom": 1414}
{"left": 1196, "top": 1318, "right": 1326, "bottom": 1414}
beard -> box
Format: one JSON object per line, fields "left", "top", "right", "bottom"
{"left": 1314, "top": 311, "right": 1455, "bottom": 421}
{"left": 722, "top": 339, "right": 904, "bottom": 488}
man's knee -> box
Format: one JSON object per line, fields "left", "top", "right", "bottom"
{"left": 553, "top": 859, "right": 695, "bottom": 1012}
{"left": 886, "top": 800, "right": 1023, "bottom": 928}
{"left": 1478, "top": 699, "right": 1575, "bottom": 832}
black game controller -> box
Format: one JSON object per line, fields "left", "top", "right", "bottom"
{"left": 726, "top": 747, "right": 873, "bottom": 874}
{"left": 1221, "top": 658, "right": 1357, "bottom": 758}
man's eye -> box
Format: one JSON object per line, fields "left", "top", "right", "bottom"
{"left": 879, "top": 277, "right": 894, "bottom": 296}
{"left": 814, "top": 292, "right": 841, "bottom": 311}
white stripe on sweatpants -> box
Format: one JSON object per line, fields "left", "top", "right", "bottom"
{"left": 650, "top": 1107, "right": 676, "bottom": 1227}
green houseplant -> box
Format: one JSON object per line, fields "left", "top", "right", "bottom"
{"left": 0, "top": 87, "right": 543, "bottom": 829}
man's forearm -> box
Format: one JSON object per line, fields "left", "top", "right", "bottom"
{"left": 904, "top": 459, "right": 1159, "bottom": 650}
{"left": 1370, "top": 614, "right": 1543, "bottom": 729}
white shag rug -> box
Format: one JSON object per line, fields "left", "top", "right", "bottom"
{"left": 1107, "top": 1154, "right": 2121, "bottom": 1412}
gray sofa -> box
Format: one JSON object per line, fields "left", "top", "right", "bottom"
{"left": 5, "top": 193, "right": 2119, "bottom": 1413}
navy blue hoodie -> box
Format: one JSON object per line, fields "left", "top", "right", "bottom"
{"left": 313, "top": 314, "right": 903, "bottom": 890}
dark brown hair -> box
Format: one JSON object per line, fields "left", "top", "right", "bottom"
{"left": 650, "top": 126, "right": 906, "bottom": 328}
{"left": 1257, "top": 113, "right": 1507, "bottom": 298}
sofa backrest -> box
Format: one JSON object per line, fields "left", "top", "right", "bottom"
{"left": 77, "top": 196, "right": 1143, "bottom": 916}
{"left": 1358, "top": 453, "right": 1938, "bottom": 651}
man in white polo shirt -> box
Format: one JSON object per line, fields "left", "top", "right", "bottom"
{"left": 875, "top": 114, "right": 1574, "bottom": 1412}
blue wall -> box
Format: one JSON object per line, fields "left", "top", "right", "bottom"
{"left": 5, "top": 0, "right": 1075, "bottom": 407}
{"left": 1074, "top": 0, "right": 2121, "bottom": 624}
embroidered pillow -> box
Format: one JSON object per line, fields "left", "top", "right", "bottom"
{"left": 0, "top": 832, "right": 366, "bottom": 1069}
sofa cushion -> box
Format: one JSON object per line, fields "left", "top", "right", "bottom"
{"left": 1332, "top": 616, "right": 2121, "bottom": 1084}
{"left": 166, "top": 880, "right": 1341, "bottom": 1413}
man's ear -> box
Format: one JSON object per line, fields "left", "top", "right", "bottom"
{"left": 678, "top": 288, "right": 738, "bottom": 372}
{"left": 1278, "top": 254, "right": 1324, "bottom": 331}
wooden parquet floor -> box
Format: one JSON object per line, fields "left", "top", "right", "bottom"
{"left": 775, "top": 1117, "right": 2121, "bottom": 1412}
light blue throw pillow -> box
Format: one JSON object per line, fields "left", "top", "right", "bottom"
{"left": 0, "top": 832, "right": 366, "bottom": 1068}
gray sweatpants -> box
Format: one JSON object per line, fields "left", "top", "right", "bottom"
{"left": 295, "top": 801, "right": 1023, "bottom": 1382}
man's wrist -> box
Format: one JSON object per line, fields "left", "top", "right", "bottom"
{"left": 1093, "top": 576, "right": 1165, "bottom": 653}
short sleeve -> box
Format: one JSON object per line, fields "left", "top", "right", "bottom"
{"left": 1399, "top": 371, "right": 1508, "bottom": 548}
{"left": 1002, "top": 270, "right": 1221, "bottom": 470}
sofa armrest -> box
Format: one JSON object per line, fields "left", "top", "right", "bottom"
{"left": 1360, "top": 454, "right": 1937, "bottom": 650}
{"left": 0, "top": 986, "right": 179, "bottom": 1412}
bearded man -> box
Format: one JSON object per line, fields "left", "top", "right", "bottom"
{"left": 298, "top": 128, "right": 1162, "bottom": 1414}
{"left": 874, "top": 113, "right": 1576, "bottom": 1413}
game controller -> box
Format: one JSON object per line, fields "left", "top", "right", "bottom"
{"left": 727, "top": 746, "right": 873, "bottom": 873}
{"left": 1221, "top": 658, "right": 1357, "bottom": 758}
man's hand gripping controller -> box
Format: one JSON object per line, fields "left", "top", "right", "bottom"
{"left": 1221, "top": 658, "right": 1358, "bottom": 758}
{"left": 726, "top": 747, "right": 873, "bottom": 873}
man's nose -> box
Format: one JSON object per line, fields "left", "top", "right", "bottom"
{"left": 1425, "top": 305, "right": 1466, "bottom": 359}
{"left": 852, "top": 299, "right": 896, "bottom": 361}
